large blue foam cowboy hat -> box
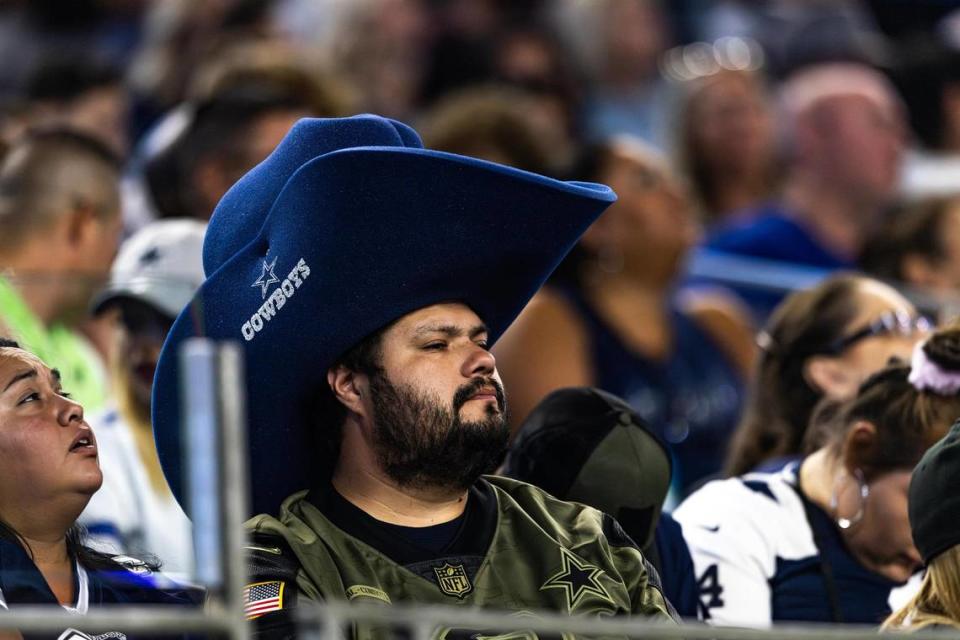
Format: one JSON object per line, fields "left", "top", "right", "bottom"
{"left": 152, "top": 114, "right": 616, "bottom": 516}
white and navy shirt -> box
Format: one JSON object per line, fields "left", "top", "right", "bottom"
{"left": 673, "top": 463, "right": 919, "bottom": 627}
{"left": 80, "top": 408, "right": 194, "bottom": 580}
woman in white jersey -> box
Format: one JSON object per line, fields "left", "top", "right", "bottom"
{"left": 676, "top": 323, "right": 960, "bottom": 627}
{"left": 0, "top": 338, "right": 200, "bottom": 640}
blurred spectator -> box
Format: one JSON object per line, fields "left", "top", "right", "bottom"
{"left": 495, "top": 138, "right": 754, "bottom": 496}
{"left": 0, "top": 0, "right": 145, "bottom": 100}
{"left": 704, "top": 62, "right": 907, "bottom": 319}
{"left": 0, "top": 338, "right": 202, "bottom": 629}
{"left": 24, "top": 56, "right": 129, "bottom": 156}
{"left": 677, "top": 330, "right": 960, "bottom": 625}
{"left": 861, "top": 196, "right": 960, "bottom": 302}
{"left": 128, "top": 0, "right": 281, "bottom": 129}
{"left": 123, "top": 40, "right": 347, "bottom": 231}
{"left": 142, "top": 86, "right": 313, "bottom": 221}
{"left": 0, "top": 128, "right": 122, "bottom": 412}
{"left": 725, "top": 274, "right": 927, "bottom": 477}
{"left": 502, "top": 387, "right": 700, "bottom": 619}
{"left": 325, "top": 0, "right": 431, "bottom": 120}
{"left": 673, "top": 68, "right": 779, "bottom": 223}
{"left": 885, "top": 417, "right": 960, "bottom": 632}
{"left": 555, "top": 0, "right": 673, "bottom": 147}
{"left": 420, "top": 85, "right": 563, "bottom": 176}
{"left": 80, "top": 220, "right": 204, "bottom": 579}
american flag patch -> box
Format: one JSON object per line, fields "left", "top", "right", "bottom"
{"left": 244, "top": 581, "right": 285, "bottom": 619}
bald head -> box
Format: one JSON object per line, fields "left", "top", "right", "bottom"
{"left": 0, "top": 128, "right": 120, "bottom": 253}
{"left": 780, "top": 63, "right": 901, "bottom": 121}
{"left": 779, "top": 63, "right": 906, "bottom": 205}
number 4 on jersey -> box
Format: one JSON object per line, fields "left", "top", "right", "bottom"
{"left": 697, "top": 564, "right": 724, "bottom": 619}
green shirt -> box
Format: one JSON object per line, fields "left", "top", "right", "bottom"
{"left": 0, "top": 275, "right": 107, "bottom": 411}
{"left": 245, "top": 476, "right": 677, "bottom": 639}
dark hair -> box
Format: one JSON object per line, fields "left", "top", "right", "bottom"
{"left": 421, "top": 86, "right": 560, "bottom": 177}
{"left": 145, "top": 86, "right": 312, "bottom": 219}
{"left": 314, "top": 326, "right": 387, "bottom": 466}
{"left": 725, "top": 274, "right": 867, "bottom": 476}
{"left": 25, "top": 56, "right": 122, "bottom": 103}
{"left": 673, "top": 69, "right": 779, "bottom": 221}
{"left": 0, "top": 518, "right": 159, "bottom": 572}
{"left": 819, "top": 324, "right": 960, "bottom": 480}
{"left": 861, "top": 197, "right": 958, "bottom": 283}
{"left": 547, "top": 142, "right": 618, "bottom": 288}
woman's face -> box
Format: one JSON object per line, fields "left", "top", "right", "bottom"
{"left": 0, "top": 347, "right": 101, "bottom": 516}
{"left": 836, "top": 281, "right": 927, "bottom": 389}
{"left": 839, "top": 469, "right": 921, "bottom": 583}
{"left": 594, "top": 142, "right": 702, "bottom": 283}
{"left": 688, "top": 71, "right": 775, "bottom": 176}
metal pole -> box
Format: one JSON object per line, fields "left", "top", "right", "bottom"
{"left": 180, "top": 339, "right": 224, "bottom": 591}
{"left": 218, "top": 342, "right": 251, "bottom": 640}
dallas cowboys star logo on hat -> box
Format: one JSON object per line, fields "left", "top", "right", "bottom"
{"left": 252, "top": 257, "right": 280, "bottom": 299}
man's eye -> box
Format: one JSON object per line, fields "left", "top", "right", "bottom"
{"left": 58, "top": 390, "right": 72, "bottom": 399}
{"left": 476, "top": 340, "right": 489, "bottom": 349}
{"left": 423, "top": 342, "right": 447, "bottom": 351}
{"left": 18, "top": 392, "right": 39, "bottom": 405}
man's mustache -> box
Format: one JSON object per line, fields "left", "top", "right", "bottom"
{"left": 452, "top": 377, "right": 506, "bottom": 413}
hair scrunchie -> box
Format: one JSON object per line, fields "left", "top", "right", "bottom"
{"left": 908, "top": 340, "right": 960, "bottom": 395}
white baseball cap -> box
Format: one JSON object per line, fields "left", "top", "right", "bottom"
{"left": 92, "top": 219, "right": 206, "bottom": 319}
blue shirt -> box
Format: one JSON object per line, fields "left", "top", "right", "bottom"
{"left": 701, "top": 204, "right": 854, "bottom": 320}
{"left": 555, "top": 285, "right": 745, "bottom": 496}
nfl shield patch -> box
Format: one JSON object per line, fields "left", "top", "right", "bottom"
{"left": 244, "top": 580, "right": 285, "bottom": 619}
{"left": 433, "top": 563, "right": 473, "bottom": 599}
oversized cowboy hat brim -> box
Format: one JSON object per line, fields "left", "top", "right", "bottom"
{"left": 153, "top": 141, "right": 615, "bottom": 517}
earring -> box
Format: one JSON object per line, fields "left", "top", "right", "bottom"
{"left": 829, "top": 468, "right": 870, "bottom": 530}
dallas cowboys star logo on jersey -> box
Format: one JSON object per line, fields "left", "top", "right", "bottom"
{"left": 540, "top": 547, "right": 612, "bottom": 612}
{"left": 252, "top": 257, "right": 280, "bottom": 299}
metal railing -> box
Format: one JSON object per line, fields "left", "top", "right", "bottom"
{"left": 1, "top": 336, "right": 958, "bottom": 640}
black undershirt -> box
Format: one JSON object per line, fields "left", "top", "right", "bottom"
{"left": 307, "top": 480, "right": 497, "bottom": 567}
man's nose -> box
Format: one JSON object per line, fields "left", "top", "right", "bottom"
{"left": 463, "top": 345, "right": 497, "bottom": 377}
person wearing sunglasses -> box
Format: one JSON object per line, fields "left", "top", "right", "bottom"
{"left": 725, "top": 274, "right": 929, "bottom": 478}
{"left": 78, "top": 220, "right": 206, "bottom": 581}
{"left": 677, "top": 325, "right": 960, "bottom": 627}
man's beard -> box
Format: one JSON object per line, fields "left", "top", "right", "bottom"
{"left": 368, "top": 373, "right": 510, "bottom": 492}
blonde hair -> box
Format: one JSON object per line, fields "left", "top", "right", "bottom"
{"left": 884, "top": 545, "right": 960, "bottom": 631}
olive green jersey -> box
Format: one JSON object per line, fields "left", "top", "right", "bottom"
{"left": 244, "top": 476, "right": 677, "bottom": 638}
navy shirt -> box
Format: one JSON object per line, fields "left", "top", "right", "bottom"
{"left": 0, "top": 536, "right": 202, "bottom": 640}
{"left": 555, "top": 285, "right": 745, "bottom": 496}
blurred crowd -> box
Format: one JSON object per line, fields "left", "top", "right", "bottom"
{"left": 3, "top": 0, "right": 960, "bottom": 634}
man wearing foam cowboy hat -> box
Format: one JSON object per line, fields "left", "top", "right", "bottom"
{"left": 151, "top": 115, "right": 678, "bottom": 637}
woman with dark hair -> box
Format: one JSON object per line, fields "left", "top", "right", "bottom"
{"left": 725, "top": 273, "right": 929, "bottom": 477}
{"left": 495, "top": 137, "right": 755, "bottom": 496}
{"left": 673, "top": 69, "right": 779, "bottom": 223}
{"left": 676, "top": 324, "right": 960, "bottom": 626}
{"left": 0, "top": 338, "right": 200, "bottom": 637}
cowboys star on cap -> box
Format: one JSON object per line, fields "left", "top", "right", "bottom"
{"left": 252, "top": 257, "right": 280, "bottom": 299}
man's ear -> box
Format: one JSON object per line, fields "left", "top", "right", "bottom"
{"left": 327, "top": 365, "right": 367, "bottom": 417}
{"left": 63, "top": 200, "right": 99, "bottom": 252}
{"left": 804, "top": 356, "right": 858, "bottom": 398}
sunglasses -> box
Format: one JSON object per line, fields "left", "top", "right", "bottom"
{"left": 822, "top": 310, "right": 932, "bottom": 356}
